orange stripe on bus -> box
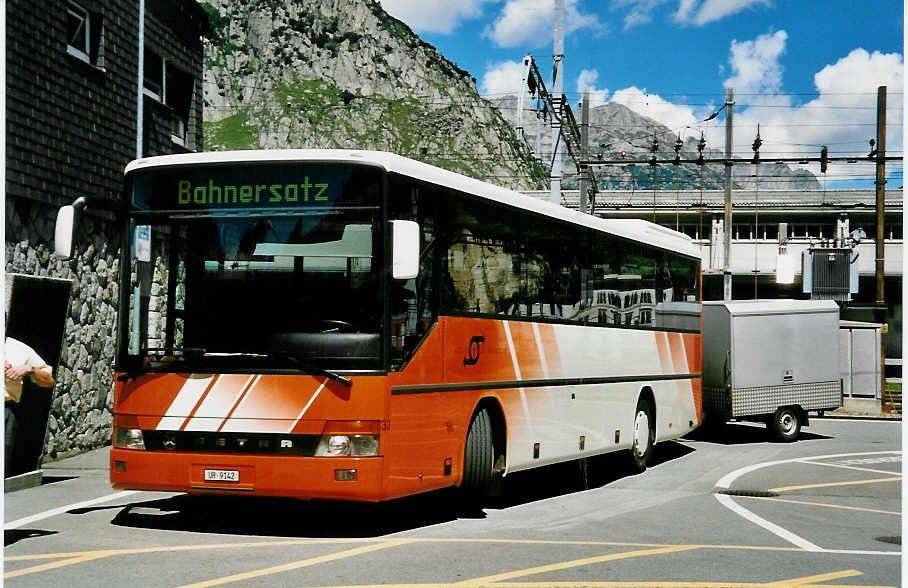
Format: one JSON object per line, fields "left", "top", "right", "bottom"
{"left": 667, "top": 332, "right": 687, "bottom": 374}
{"left": 538, "top": 323, "right": 562, "bottom": 377}
{"left": 509, "top": 322, "right": 543, "bottom": 380}
{"left": 653, "top": 331, "right": 671, "bottom": 375}
{"left": 682, "top": 332, "right": 703, "bottom": 421}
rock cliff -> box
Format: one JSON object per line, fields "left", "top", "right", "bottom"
{"left": 201, "top": 0, "right": 546, "bottom": 190}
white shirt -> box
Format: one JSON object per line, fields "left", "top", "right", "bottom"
{"left": 5, "top": 337, "right": 51, "bottom": 403}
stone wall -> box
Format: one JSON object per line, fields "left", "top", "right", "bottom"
{"left": 6, "top": 200, "right": 121, "bottom": 460}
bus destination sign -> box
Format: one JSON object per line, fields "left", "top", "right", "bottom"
{"left": 177, "top": 178, "right": 330, "bottom": 206}
{"left": 130, "top": 163, "right": 380, "bottom": 211}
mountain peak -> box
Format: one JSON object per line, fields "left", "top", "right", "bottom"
{"left": 491, "top": 95, "right": 820, "bottom": 191}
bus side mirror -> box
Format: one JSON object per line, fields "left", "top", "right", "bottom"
{"left": 391, "top": 220, "right": 420, "bottom": 280}
{"left": 55, "top": 205, "right": 76, "bottom": 259}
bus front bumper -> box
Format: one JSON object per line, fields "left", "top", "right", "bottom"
{"left": 110, "top": 448, "right": 386, "bottom": 501}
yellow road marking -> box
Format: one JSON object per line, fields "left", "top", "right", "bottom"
{"left": 304, "top": 581, "right": 895, "bottom": 588}
{"left": 455, "top": 545, "right": 700, "bottom": 585}
{"left": 2, "top": 537, "right": 379, "bottom": 578}
{"left": 766, "top": 569, "right": 863, "bottom": 585}
{"left": 2, "top": 538, "right": 802, "bottom": 563}
{"left": 770, "top": 477, "right": 901, "bottom": 493}
{"left": 4, "top": 553, "right": 115, "bottom": 579}
{"left": 749, "top": 496, "right": 901, "bottom": 516}
{"left": 482, "top": 583, "right": 888, "bottom": 588}
{"left": 3, "top": 539, "right": 896, "bottom": 588}
{"left": 175, "top": 539, "right": 410, "bottom": 588}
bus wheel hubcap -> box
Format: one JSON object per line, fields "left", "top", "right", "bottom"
{"left": 634, "top": 411, "right": 650, "bottom": 457}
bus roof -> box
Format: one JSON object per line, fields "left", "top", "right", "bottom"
{"left": 125, "top": 149, "right": 701, "bottom": 258}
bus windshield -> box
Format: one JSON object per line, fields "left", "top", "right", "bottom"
{"left": 122, "top": 163, "right": 384, "bottom": 373}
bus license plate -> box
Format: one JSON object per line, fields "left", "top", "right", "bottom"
{"left": 204, "top": 469, "right": 239, "bottom": 482}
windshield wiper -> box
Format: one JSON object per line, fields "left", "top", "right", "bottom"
{"left": 203, "top": 352, "right": 353, "bottom": 388}
{"left": 117, "top": 347, "right": 208, "bottom": 382}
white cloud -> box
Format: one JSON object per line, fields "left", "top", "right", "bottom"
{"left": 612, "top": 0, "right": 670, "bottom": 30}
{"left": 483, "top": 0, "right": 602, "bottom": 49}
{"left": 724, "top": 30, "right": 788, "bottom": 94}
{"left": 673, "top": 0, "right": 698, "bottom": 22}
{"left": 613, "top": 0, "right": 771, "bottom": 29}
{"left": 673, "top": 0, "right": 771, "bottom": 26}
{"left": 729, "top": 48, "right": 903, "bottom": 183}
{"left": 611, "top": 87, "right": 704, "bottom": 138}
{"left": 481, "top": 60, "right": 528, "bottom": 97}
{"left": 605, "top": 41, "right": 901, "bottom": 188}
{"left": 376, "top": 0, "right": 493, "bottom": 34}
{"left": 576, "top": 69, "right": 609, "bottom": 107}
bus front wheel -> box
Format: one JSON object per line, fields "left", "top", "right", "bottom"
{"left": 462, "top": 408, "right": 494, "bottom": 500}
{"left": 629, "top": 398, "right": 655, "bottom": 473}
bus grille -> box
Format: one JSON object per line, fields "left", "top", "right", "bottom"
{"left": 142, "top": 430, "right": 321, "bottom": 456}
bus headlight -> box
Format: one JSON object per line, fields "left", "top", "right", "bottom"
{"left": 314, "top": 421, "right": 380, "bottom": 457}
{"left": 315, "top": 434, "right": 380, "bottom": 457}
{"left": 114, "top": 427, "right": 146, "bottom": 450}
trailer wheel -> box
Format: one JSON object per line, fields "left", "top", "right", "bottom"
{"left": 462, "top": 408, "right": 494, "bottom": 501}
{"left": 629, "top": 398, "right": 655, "bottom": 472}
{"left": 770, "top": 406, "right": 802, "bottom": 442}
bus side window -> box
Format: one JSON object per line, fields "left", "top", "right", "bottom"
{"left": 389, "top": 180, "right": 437, "bottom": 370}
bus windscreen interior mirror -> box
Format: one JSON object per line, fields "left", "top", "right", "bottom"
{"left": 392, "top": 220, "right": 419, "bottom": 280}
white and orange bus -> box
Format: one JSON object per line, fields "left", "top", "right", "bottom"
{"left": 55, "top": 150, "right": 702, "bottom": 503}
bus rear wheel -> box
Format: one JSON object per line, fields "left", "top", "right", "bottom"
{"left": 629, "top": 398, "right": 655, "bottom": 473}
{"left": 462, "top": 408, "right": 494, "bottom": 501}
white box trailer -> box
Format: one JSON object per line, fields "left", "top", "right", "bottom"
{"left": 702, "top": 299, "right": 843, "bottom": 441}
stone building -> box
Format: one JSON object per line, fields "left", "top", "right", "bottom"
{"left": 5, "top": 0, "right": 208, "bottom": 462}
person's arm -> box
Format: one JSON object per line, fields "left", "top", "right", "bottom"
{"left": 29, "top": 366, "right": 55, "bottom": 388}
{"left": 6, "top": 361, "right": 55, "bottom": 389}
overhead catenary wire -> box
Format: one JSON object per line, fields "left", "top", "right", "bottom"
{"left": 201, "top": 77, "right": 903, "bottom": 190}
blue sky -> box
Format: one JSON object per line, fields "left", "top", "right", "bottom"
{"left": 376, "top": 0, "right": 903, "bottom": 188}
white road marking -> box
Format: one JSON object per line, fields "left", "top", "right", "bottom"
{"left": 714, "top": 493, "right": 823, "bottom": 552}
{"left": 714, "top": 450, "right": 902, "bottom": 555}
{"left": 5, "top": 490, "right": 140, "bottom": 530}
{"left": 804, "top": 461, "right": 902, "bottom": 476}
{"left": 837, "top": 456, "right": 902, "bottom": 465}
{"left": 714, "top": 450, "right": 901, "bottom": 489}
{"left": 816, "top": 418, "right": 902, "bottom": 424}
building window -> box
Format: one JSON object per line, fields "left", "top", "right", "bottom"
{"left": 170, "top": 117, "right": 186, "bottom": 146}
{"left": 65, "top": 1, "right": 104, "bottom": 68}
{"left": 144, "top": 50, "right": 194, "bottom": 147}
{"left": 144, "top": 50, "right": 164, "bottom": 101}
{"left": 66, "top": 1, "right": 90, "bottom": 61}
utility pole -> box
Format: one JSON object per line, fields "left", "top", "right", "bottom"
{"left": 516, "top": 55, "right": 532, "bottom": 146}
{"left": 579, "top": 91, "right": 590, "bottom": 214}
{"left": 873, "top": 85, "right": 887, "bottom": 402}
{"left": 723, "top": 87, "right": 735, "bottom": 301}
{"left": 874, "top": 86, "right": 887, "bottom": 313}
{"left": 752, "top": 124, "right": 761, "bottom": 299}
{"left": 650, "top": 133, "right": 659, "bottom": 223}
{"left": 673, "top": 134, "right": 682, "bottom": 231}
{"left": 550, "top": 0, "right": 564, "bottom": 205}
